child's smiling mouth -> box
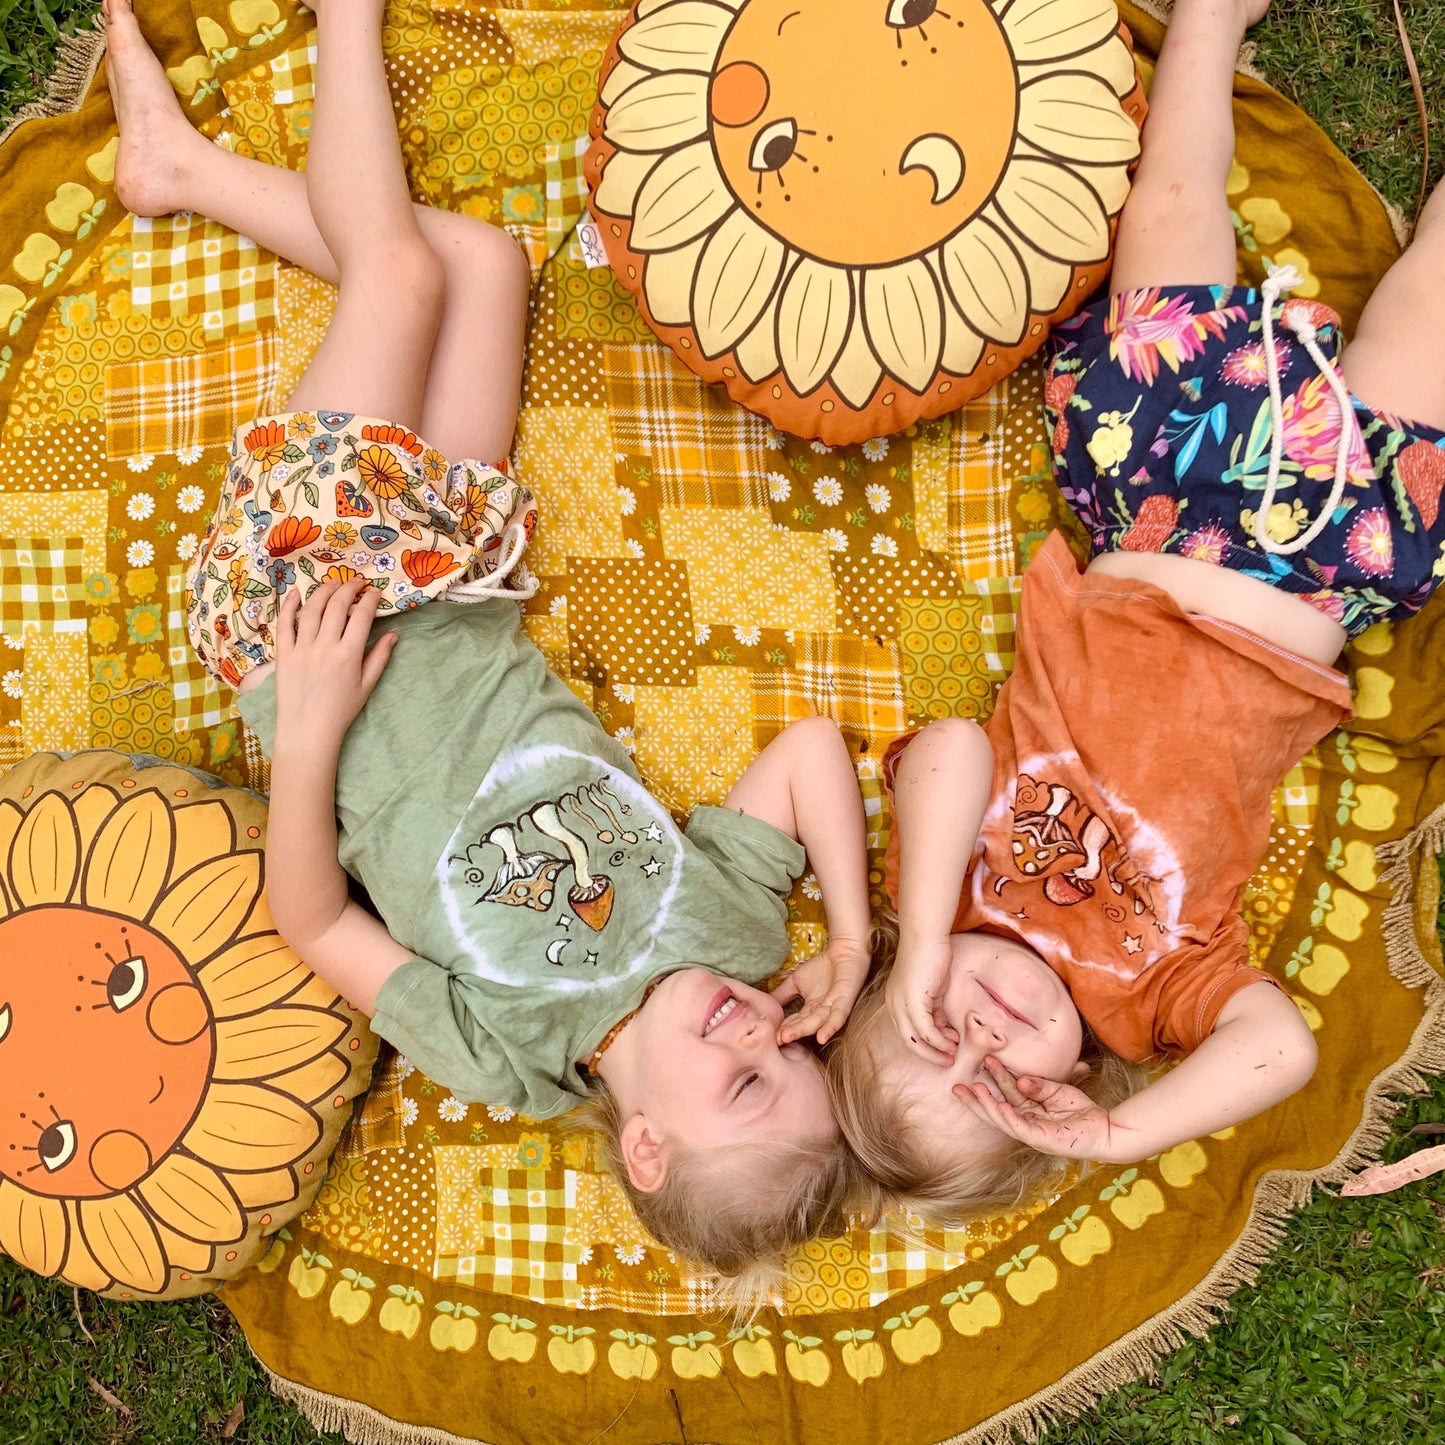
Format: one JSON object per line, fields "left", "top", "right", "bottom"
{"left": 982, "top": 984, "right": 1031, "bottom": 1028}
{"left": 702, "top": 988, "right": 743, "bottom": 1036}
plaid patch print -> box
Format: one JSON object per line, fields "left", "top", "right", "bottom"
{"left": 751, "top": 631, "right": 906, "bottom": 749}
{"left": 863, "top": 1210, "right": 1042, "bottom": 1304}
{"left": 167, "top": 568, "right": 233, "bottom": 735}
{"left": 269, "top": 32, "right": 317, "bottom": 106}
{"left": 546, "top": 135, "right": 591, "bottom": 257}
{"left": 912, "top": 391, "right": 1014, "bottom": 578}
{"left": 105, "top": 332, "right": 280, "bottom": 459}
{"left": 967, "top": 572, "right": 1023, "bottom": 676}
{"left": 130, "top": 212, "right": 276, "bottom": 340}
{"left": 0, "top": 538, "right": 85, "bottom": 635}
{"left": 433, "top": 1161, "right": 580, "bottom": 1301}
{"left": 1273, "top": 754, "right": 1321, "bottom": 829}
{"left": 604, "top": 344, "right": 772, "bottom": 510}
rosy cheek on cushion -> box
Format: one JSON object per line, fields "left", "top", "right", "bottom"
{"left": 148, "top": 982, "right": 210, "bottom": 1045}
{"left": 89, "top": 1129, "right": 153, "bottom": 1192}
{"left": 709, "top": 61, "right": 769, "bottom": 128}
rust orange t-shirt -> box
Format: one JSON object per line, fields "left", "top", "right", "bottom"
{"left": 882, "top": 532, "right": 1353, "bottom": 1062}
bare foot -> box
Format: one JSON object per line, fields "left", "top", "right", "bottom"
{"left": 104, "top": 0, "right": 209, "bottom": 217}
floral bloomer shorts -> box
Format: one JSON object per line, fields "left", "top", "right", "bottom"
{"left": 1046, "top": 282, "right": 1445, "bottom": 636}
{"left": 186, "top": 410, "right": 538, "bottom": 688}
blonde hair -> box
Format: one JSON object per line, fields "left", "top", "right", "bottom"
{"left": 584, "top": 1081, "right": 862, "bottom": 1310}
{"left": 825, "top": 963, "right": 1147, "bottom": 1229}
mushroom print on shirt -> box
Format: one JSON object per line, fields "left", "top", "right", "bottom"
{"left": 375, "top": 738, "right": 804, "bottom": 1120}
{"left": 233, "top": 598, "right": 804, "bottom": 1123}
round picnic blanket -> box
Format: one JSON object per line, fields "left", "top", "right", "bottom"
{"left": 0, "top": 0, "right": 1440, "bottom": 1441}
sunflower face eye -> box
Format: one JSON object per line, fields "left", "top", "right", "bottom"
{"left": 749, "top": 119, "right": 799, "bottom": 173}
{"left": 107, "top": 955, "right": 148, "bottom": 1012}
{"left": 37, "top": 1119, "right": 76, "bottom": 1172}
{"left": 0, "top": 1003, "right": 9, "bottom": 1044}
{"left": 886, "top": 0, "right": 938, "bottom": 28}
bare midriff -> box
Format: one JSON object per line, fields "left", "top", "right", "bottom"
{"left": 1087, "top": 550, "right": 1348, "bottom": 666}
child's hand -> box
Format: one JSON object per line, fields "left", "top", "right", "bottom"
{"left": 886, "top": 933, "right": 959, "bottom": 1064}
{"left": 773, "top": 935, "right": 870, "bottom": 1047}
{"left": 954, "top": 1058, "right": 1133, "bottom": 1162}
{"left": 273, "top": 578, "right": 398, "bottom": 753}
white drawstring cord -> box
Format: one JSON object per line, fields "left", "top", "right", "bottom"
{"left": 1253, "top": 264, "right": 1359, "bottom": 556}
{"left": 445, "top": 519, "right": 538, "bottom": 602}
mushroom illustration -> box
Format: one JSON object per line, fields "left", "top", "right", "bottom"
{"left": 530, "top": 802, "right": 615, "bottom": 932}
{"left": 477, "top": 824, "right": 569, "bottom": 912}
{"left": 569, "top": 781, "right": 639, "bottom": 845}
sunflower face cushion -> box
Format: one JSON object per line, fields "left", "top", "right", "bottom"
{"left": 0, "top": 751, "right": 377, "bottom": 1300}
{"left": 586, "top": 0, "right": 1146, "bottom": 444}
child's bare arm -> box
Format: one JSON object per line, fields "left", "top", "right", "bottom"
{"left": 885, "top": 718, "right": 994, "bottom": 1062}
{"left": 958, "top": 981, "right": 1318, "bottom": 1162}
{"left": 723, "top": 715, "right": 871, "bottom": 1044}
{"left": 265, "top": 579, "right": 411, "bottom": 1014}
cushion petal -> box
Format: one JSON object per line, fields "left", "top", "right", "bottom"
{"left": 994, "top": 157, "right": 1110, "bottom": 265}
{"left": 1018, "top": 71, "right": 1142, "bottom": 167}
{"left": 9, "top": 792, "right": 80, "bottom": 907}
{"left": 862, "top": 259, "right": 944, "bottom": 394}
{"left": 629, "top": 143, "right": 736, "bottom": 251}
{"left": 1002, "top": 0, "right": 1120, "bottom": 65}
{"left": 618, "top": 1, "right": 730, "bottom": 74}
{"left": 82, "top": 789, "right": 175, "bottom": 917}
{"left": 941, "top": 218, "right": 1031, "bottom": 346}
{"left": 692, "top": 208, "right": 787, "bottom": 359}
{"left": 603, "top": 71, "right": 709, "bottom": 154}
{"left": 777, "top": 259, "right": 854, "bottom": 396}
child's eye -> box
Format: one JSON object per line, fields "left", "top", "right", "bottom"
{"left": 734, "top": 1072, "right": 760, "bottom": 1100}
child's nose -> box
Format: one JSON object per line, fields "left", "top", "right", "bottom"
{"left": 965, "top": 1009, "right": 1006, "bottom": 1048}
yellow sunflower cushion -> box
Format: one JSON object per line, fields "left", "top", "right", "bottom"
{"left": 0, "top": 750, "right": 378, "bottom": 1301}
{"left": 586, "top": 0, "right": 1147, "bottom": 445}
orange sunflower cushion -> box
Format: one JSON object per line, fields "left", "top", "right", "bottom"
{"left": 0, "top": 750, "right": 378, "bottom": 1300}
{"left": 586, "top": 0, "right": 1147, "bottom": 445}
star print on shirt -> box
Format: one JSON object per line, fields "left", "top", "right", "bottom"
{"left": 1123, "top": 933, "right": 1142, "bottom": 954}
{"left": 644, "top": 822, "right": 664, "bottom": 844}
{"left": 641, "top": 857, "right": 662, "bottom": 878}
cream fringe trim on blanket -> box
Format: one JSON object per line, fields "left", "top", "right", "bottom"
{"left": 0, "top": 14, "right": 107, "bottom": 149}
{"left": 199, "top": 3, "right": 1433, "bottom": 1438}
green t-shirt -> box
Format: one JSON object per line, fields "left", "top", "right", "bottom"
{"left": 239, "top": 599, "right": 805, "bottom": 1118}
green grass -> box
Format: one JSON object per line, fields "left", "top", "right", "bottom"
{"left": 0, "top": 1, "right": 1443, "bottom": 1442}
{"left": 0, "top": 0, "right": 101, "bottom": 125}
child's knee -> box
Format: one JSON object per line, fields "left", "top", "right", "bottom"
{"left": 472, "top": 226, "right": 532, "bottom": 316}
{"left": 434, "top": 215, "right": 531, "bottom": 307}
{"left": 362, "top": 240, "right": 447, "bottom": 326}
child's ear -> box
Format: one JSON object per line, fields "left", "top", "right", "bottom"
{"left": 1069, "top": 1062, "right": 1092, "bottom": 1085}
{"left": 619, "top": 1114, "right": 669, "bottom": 1194}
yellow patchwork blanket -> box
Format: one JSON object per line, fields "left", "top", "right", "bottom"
{"left": 1, "top": 1, "right": 1441, "bottom": 1441}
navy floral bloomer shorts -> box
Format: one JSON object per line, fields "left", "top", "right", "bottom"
{"left": 1045, "top": 282, "right": 1445, "bottom": 636}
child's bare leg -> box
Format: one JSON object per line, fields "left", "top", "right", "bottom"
{"left": 1109, "top": 0, "right": 1266, "bottom": 293}
{"left": 104, "top": 0, "right": 527, "bottom": 460}
{"left": 280, "top": 0, "right": 443, "bottom": 426}
{"left": 1338, "top": 184, "right": 1445, "bottom": 431}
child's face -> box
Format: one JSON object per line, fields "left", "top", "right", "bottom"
{"left": 876, "top": 933, "right": 1085, "bottom": 1156}
{"left": 622, "top": 968, "right": 834, "bottom": 1153}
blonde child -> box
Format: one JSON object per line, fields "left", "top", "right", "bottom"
{"left": 828, "top": 0, "right": 1445, "bottom": 1219}
{"left": 103, "top": 0, "right": 874, "bottom": 1287}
